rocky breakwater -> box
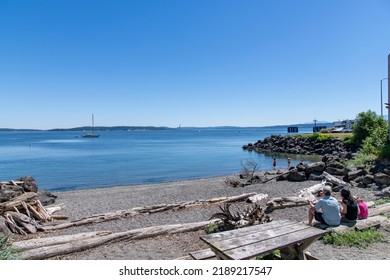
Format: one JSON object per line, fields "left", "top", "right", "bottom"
{"left": 242, "top": 134, "right": 354, "bottom": 158}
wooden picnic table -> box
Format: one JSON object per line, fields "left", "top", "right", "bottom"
{"left": 200, "top": 219, "right": 327, "bottom": 260}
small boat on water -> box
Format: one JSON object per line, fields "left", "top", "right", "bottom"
{"left": 81, "top": 114, "right": 100, "bottom": 138}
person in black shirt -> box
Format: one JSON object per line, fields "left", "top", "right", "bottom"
{"left": 339, "top": 188, "right": 358, "bottom": 222}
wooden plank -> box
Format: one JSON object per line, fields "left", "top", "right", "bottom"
{"left": 189, "top": 248, "right": 216, "bottom": 260}
{"left": 201, "top": 220, "right": 295, "bottom": 244}
{"left": 223, "top": 227, "right": 326, "bottom": 260}
{"left": 204, "top": 223, "right": 308, "bottom": 252}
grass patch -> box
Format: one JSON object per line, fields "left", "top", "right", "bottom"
{"left": 257, "top": 250, "right": 281, "bottom": 260}
{"left": 374, "top": 198, "right": 390, "bottom": 206}
{"left": 0, "top": 236, "right": 20, "bottom": 260}
{"left": 289, "top": 133, "right": 352, "bottom": 141}
{"left": 344, "top": 152, "right": 376, "bottom": 168}
{"left": 323, "top": 228, "right": 386, "bottom": 247}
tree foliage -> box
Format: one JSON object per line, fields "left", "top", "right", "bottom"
{"left": 352, "top": 110, "right": 388, "bottom": 147}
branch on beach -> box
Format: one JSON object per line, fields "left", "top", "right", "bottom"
{"left": 42, "top": 193, "right": 258, "bottom": 231}
{"left": 209, "top": 203, "right": 273, "bottom": 231}
{"left": 225, "top": 160, "right": 263, "bottom": 187}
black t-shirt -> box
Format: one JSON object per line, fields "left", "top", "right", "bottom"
{"left": 343, "top": 198, "right": 358, "bottom": 220}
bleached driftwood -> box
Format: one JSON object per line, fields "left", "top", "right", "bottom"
{"left": 45, "top": 205, "right": 63, "bottom": 215}
{"left": 0, "top": 216, "right": 12, "bottom": 236}
{"left": 246, "top": 193, "right": 268, "bottom": 203}
{"left": 298, "top": 180, "right": 326, "bottom": 202}
{"left": 12, "top": 231, "right": 112, "bottom": 252}
{"left": 4, "top": 212, "right": 42, "bottom": 234}
{"left": 323, "top": 171, "right": 350, "bottom": 190}
{"left": 367, "top": 202, "right": 390, "bottom": 217}
{"left": 331, "top": 216, "right": 389, "bottom": 234}
{"left": 266, "top": 197, "right": 308, "bottom": 210}
{"left": 19, "top": 220, "right": 217, "bottom": 260}
{"left": 262, "top": 171, "right": 290, "bottom": 183}
{"left": 43, "top": 193, "right": 257, "bottom": 231}
{"left": 0, "top": 192, "right": 38, "bottom": 214}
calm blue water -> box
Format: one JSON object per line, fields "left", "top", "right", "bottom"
{"left": 0, "top": 126, "right": 317, "bottom": 191}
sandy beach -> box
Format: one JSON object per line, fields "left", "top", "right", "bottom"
{"left": 31, "top": 170, "right": 390, "bottom": 260}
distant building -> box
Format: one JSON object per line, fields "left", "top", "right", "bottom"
{"left": 332, "top": 119, "right": 355, "bottom": 133}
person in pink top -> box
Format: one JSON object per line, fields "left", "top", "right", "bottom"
{"left": 357, "top": 199, "right": 368, "bottom": 219}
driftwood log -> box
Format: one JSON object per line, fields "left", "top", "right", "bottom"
{"left": 12, "top": 231, "right": 112, "bottom": 252}
{"left": 367, "top": 203, "right": 390, "bottom": 217}
{"left": 266, "top": 197, "right": 309, "bottom": 211}
{"left": 323, "top": 171, "right": 350, "bottom": 190}
{"left": 43, "top": 193, "right": 257, "bottom": 231}
{"left": 298, "top": 181, "right": 326, "bottom": 201}
{"left": 331, "top": 215, "right": 390, "bottom": 234}
{"left": 17, "top": 220, "right": 218, "bottom": 260}
{"left": 262, "top": 171, "right": 290, "bottom": 183}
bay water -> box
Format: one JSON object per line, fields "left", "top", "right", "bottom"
{"left": 0, "top": 125, "right": 319, "bottom": 191}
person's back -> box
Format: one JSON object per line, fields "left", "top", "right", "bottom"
{"left": 342, "top": 198, "right": 358, "bottom": 220}
{"left": 340, "top": 188, "right": 358, "bottom": 221}
{"left": 358, "top": 200, "right": 368, "bottom": 219}
{"left": 315, "top": 196, "right": 341, "bottom": 226}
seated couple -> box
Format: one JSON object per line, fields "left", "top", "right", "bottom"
{"left": 307, "top": 186, "right": 368, "bottom": 227}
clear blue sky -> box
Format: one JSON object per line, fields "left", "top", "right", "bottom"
{"left": 0, "top": 0, "right": 389, "bottom": 129}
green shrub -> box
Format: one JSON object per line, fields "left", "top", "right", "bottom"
{"left": 205, "top": 223, "right": 219, "bottom": 234}
{"left": 307, "top": 133, "right": 333, "bottom": 142}
{"left": 344, "top": 152, "right": 376, "bottom": 168}
{"left": 322, "top": 228, "right": 386, "bottom": 247}
{"left": 0, "top": 236, "right": 20, "bottom": 260}
{"left": 379, "top": 142, "right": 390, "bottom": 159}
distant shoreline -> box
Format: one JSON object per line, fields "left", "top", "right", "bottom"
{"left": 0, "top": 122, "right": 333, "bottom": 132}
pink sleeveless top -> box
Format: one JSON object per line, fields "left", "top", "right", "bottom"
{"left": 358, "top": 201, "right": 368, "bottom": 219}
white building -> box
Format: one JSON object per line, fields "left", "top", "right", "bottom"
{"left": 332, "top": 119, "right": 355, "bottom": 133}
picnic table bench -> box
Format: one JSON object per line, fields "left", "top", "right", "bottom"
{"left": 199, "top": 219, "right": 327, "bottom": 260}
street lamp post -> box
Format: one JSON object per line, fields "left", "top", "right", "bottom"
{"left": 381, "top": 78, "right": 388, "bottom": 118}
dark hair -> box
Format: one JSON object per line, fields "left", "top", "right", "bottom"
{"left": 340, "top": 188, "right": 351, "bottom": 199}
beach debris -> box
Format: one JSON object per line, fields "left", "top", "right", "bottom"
{"left": 225, "top": 160, "right": 263, "bottom": 187}
{"left": 0, "top": 177, "right": 59, "bottom": 237}
{"left": 298, "top": 180, "right": 327, "bottom": 202}
{"left": 266, "top": 197, "right": 309, "bottom": 212}
{"left": 42, "top": 193, "right": 257, "bottom": 231}
{"left": 322, "top": 171, "right": 350, "bottom": 191}
{"left": 209, "top": 203, "right": 272, "bottom": 231}
{"left": 246, "top": 193, "right": 268, "bottom": 203}
{"left": 14, "top": 220, "right": 218, "bottom": 260}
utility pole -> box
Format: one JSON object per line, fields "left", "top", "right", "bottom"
{"left": 387, "top": 54, "right": 390, "bottom": 141}
{"left": 381, "top": 78, "right": 388, "bottom": 118}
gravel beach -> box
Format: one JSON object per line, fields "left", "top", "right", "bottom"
{"left": 40, "top": 171, "right": 390, "bottom": 260}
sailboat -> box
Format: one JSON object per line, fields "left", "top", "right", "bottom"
{"left": 81, "top": 114, "right": 100, "bottom": 138}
